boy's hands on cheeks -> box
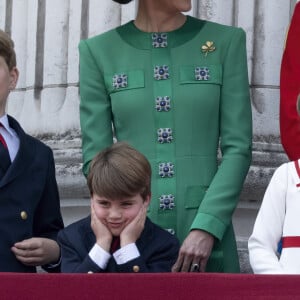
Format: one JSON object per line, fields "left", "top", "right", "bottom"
{"left": 120, "top": 202, "right": 147, "bottom": 247}
{"left": 91, "top": 203, "right": 112, "bottom": 252}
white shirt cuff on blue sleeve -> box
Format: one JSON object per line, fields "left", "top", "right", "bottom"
{"left": 113, "top": 243, "right": 140, "bottom": 265}
{"left": 89, "top": 244, "right": 111, "bottom": 269}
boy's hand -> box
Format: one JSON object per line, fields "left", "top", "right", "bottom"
{"left": 120, "top": 203, "right": 147, "bottom": 247}
{"left": 91, "top": 203, "right": 112, "bottom": 252}
{"left": 11, "top": 237, "right": 60, "bottom": 266}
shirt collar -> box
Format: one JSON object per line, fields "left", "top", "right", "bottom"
{"left": 0, "top": 114, "right": 15, "bottom": 138}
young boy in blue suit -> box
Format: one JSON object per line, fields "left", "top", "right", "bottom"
{"left": 0, "top": 29, "right": 64, "bottom": 272}
{"left": 58, "top": 142, "right": 179, "bottom": 273}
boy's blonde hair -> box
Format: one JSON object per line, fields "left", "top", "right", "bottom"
{"left": 87, "top": 142, "right": 151, "bottom": 200}
{"left": 0, "top": 29, "right": 16, "bottom": 70}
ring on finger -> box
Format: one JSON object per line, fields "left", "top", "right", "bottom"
{"left": 190, "top": 263, "right": 200, "bottom": 272}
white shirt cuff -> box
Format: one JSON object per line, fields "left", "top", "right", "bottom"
{"left": 89, "top": 244, "right": 111, "bottom": 269}
{"left": 45, "top": 256, "right": 61, "bottom": 268}
{"left": 113, "top": 243, "right": 140, "bottom": 265}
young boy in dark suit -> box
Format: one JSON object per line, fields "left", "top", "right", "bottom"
{"left": 58, "top": 142, "right": 179, "bottom": 273}
{"left": 0, "top": 29, "right": 64, "bottom": 272}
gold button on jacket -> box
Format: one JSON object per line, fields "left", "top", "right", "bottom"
{"left": 133, "top": 265, "right": 140, "bottom": 273}
{"left": 20, "top": 211, "right": 27, "bottom": 220}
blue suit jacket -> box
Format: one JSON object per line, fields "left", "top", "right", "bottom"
{"left": 58, "top": 216, "right": 180, "bottom": 273}
{"left": 0, "top": 115, "right": 64, "bottom": 272}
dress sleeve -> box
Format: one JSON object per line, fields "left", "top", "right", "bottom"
{"left": 79, "top": 40, "right": 114, "bottom": 176}
{"left": 280, "top": 2, "right": 300, "bottom": 161}
{"left": 248, "top": 164, "right": 287, "bottom": 274}
{"left": 191, "top": 28, "right": 252, "bottom": 240}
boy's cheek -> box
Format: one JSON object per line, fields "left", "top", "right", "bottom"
{"left": 93, "top": 206, "right": 105, "bottom": 221}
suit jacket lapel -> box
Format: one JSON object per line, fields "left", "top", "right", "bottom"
{"left": 136, "top": 218, "right": 153, "bottom": 252}
{"left": 0, "top": 116, "right": 35, "bottom": 187}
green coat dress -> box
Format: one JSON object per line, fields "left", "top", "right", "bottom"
{"left": 79, "top": 16, "right": 252, "bottom": 272}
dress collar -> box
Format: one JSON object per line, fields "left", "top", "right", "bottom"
{"left": 116, "top": 16, "right": 206, "bottom": 49}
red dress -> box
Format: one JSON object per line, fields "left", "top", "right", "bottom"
{"left": 280, "top": 2, "right": 300, "bottom": 160}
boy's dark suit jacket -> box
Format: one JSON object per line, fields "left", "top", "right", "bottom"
{"left": 58, "top": 216, "right": 180, "bottom": 273}
{"left": 0, "top": 115, "right": 64, "bottom": 272}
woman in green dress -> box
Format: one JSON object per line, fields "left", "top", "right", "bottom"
{"left": 79, "top": 0, "right": 252, "bottom": 273}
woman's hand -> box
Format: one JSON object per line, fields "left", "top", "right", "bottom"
{"left": 172, "top": 229, "right": 214, "bottom": 272}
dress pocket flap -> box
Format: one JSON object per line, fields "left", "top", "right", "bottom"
{"left": 105, "top": 69, "right": 145, "bottom": 94}
{"left": 180, "top": 65, "right": 222, "bottom": 85}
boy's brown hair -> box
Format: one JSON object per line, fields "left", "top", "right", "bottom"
{"left": 0, "top": 29, "right": 16, "bottom": 70}
{"left": 87, "top": 142, "right": 151, "bottom": 200}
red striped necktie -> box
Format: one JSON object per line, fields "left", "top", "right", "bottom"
{"left": 110, "top": 237, "right": 120, "bottom": 254}
{"left": 0, "top": 123, "right": 11, "bottom": 179}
